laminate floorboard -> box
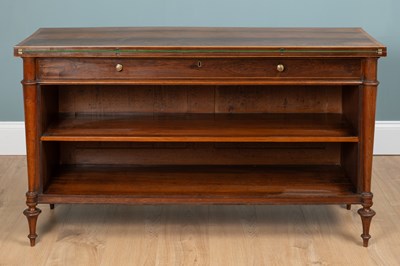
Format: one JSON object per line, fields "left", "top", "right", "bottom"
{"left": 0, "top": 156, "right": 399, "bottom": 265}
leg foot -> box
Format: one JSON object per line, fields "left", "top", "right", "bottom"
{"left": 346, "top": 204, "right": 351, "bottom": 210}
{"left": 24, "top": 192, "right": 41, "bottom": 247}
{"left": 50, "top": 204, "right": 55, "bottom": 210}
{"left": 23, "top": 207, "right": 41, "bottom": 246}
{"left": 357, "top": 192, "right": 375, "bottom": 247}
{"left": 357, "top": 207, "right": 375, "bottom": 247}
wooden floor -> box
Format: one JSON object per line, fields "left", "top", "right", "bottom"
{"left": 0, "top": 156, "right": 399, "bottom": 265}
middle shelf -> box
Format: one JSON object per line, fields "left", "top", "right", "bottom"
{"left": 41, "top": 113, "right": 358, "bottom": 142}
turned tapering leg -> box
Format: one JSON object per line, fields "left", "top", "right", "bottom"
{"left": 356, "top": 58, "right": 379, "bottom": 247}
{"left": 23, "top": 192, "right": 41, "bottom": 246}
{"left": 346, "top": 204, "right": 351, "bottom": 210}
{"left": 358, "top": 192, "right": 375, "bottom": 247}
{"left": 50, "top": 204, "right": 55, "bottom": 210}
{"left": 21, "top": 58, "right": 41, "bottom": 246}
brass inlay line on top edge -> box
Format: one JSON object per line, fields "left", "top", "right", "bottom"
{"left": 18, "top": 48, "right": 383, "bottom": 54}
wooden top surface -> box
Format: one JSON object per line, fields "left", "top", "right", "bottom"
{"left": 15, "top": 27, "right": 386, "bottom": 57}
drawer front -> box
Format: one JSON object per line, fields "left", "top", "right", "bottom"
{"left": 37, "top": 58, "right": 361, "bottom": 80}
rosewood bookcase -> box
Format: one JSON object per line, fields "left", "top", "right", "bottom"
{"left": 14, "top": 27, "right": 386, "bottom": 247}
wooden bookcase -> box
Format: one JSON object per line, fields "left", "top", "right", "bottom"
{"left": 14, "top": 27, "right": 386, "bottom": 247}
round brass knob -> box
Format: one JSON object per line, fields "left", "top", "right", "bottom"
{"left": 116, "top": 64, "right": 123, "bottom": 72}
{"left": 276, "top": 64, "right": 285, "bottom": 72}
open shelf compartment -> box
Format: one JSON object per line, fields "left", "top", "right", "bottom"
{"left": 39, "top": 140, "right": 360, "bottom": 204}
{"left": 38, "top": 84, "right": 361, "bottom": 203}
{"left": 39, "top": 84, "right": 359, "bottom": 143}
{"left": 41, "top": 164, "right": 358, "bottom": 204}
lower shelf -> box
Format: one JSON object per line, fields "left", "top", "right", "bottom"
{"left": 41, "top": 165, "right": 359, "bottom": 204}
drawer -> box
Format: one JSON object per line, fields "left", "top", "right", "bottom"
{"left": 37, "top": 58, "right": 361, "bottom": 80}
